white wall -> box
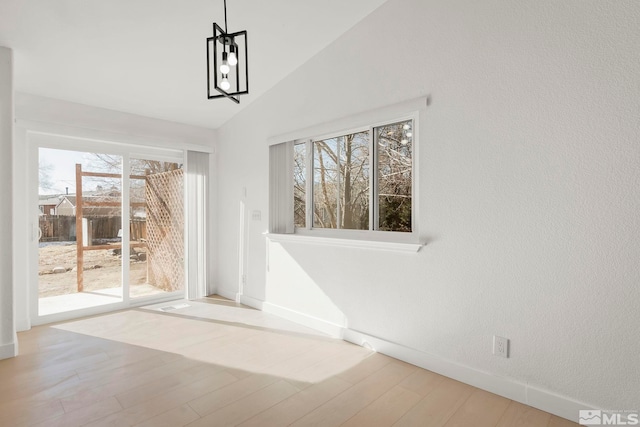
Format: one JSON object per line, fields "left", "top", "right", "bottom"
{"left": 12, "top": 93, "right": 217, "bottom": 332}
{"left": 0, "top": 47, "right": 16, "bottom": 359}
{"left": 216, "top": 0, "right": 640, "bottom": 413}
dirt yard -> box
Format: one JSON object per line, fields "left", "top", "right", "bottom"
{"left": 38, "top": 242, "right": 149, "bottom": 297}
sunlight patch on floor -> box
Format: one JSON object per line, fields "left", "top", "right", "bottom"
{"left": 52, "top": 300, "right": 373, "bottom": 384}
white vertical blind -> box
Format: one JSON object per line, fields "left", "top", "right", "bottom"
{"left": 185, "top": 150, "right": 209, "bottom": 299}
{"left": 269, "top": 141, "right": 294, "bottom": 234}
{"left": 0, "top": 47, "right": 16, "bottom": 357}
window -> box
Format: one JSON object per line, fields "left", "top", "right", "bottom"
{"left": 375, "top": 121, "right": 413, "bottom": 232}
{"left": 312, "top": 131, "right": 370, "bottom": 230}
{"left": 293, "top": 141, "right": 306, "bottom": 228}
{"left": 293, "top": 118, "right": 414, "bottom": 234}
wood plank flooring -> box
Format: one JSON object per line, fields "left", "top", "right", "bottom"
{"left": 0, "top": 296, "right": 579, "bottom": 426}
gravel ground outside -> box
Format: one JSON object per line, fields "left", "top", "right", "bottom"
{"left": 38, "top": 242, "right": 152, "bottom": 298}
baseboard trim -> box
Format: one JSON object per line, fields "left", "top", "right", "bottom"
{"left": 527, "top": 385, "right": 595, "bottom": 423}
{"left": 215, "top": 288, "right": 239, "bottom": 303}
{"left": 262, "top": 302, "right": 345, "bottom": 338}
{"left": 239, "top": 294, "right": 264, "bottom": 310}
{"left": 214, "top": 289, "right": 264, "bottom": 310}
{"left": 15, "top": 316, "right": 31, "bottom": 333}
{"left": 343, "top": 329, "right": 593, "bottom": 424}
{"left": 248, "top": 300, "right": 593, "bottom": 423}
{"left": 0, "top": 342, "right": 16, "bottom": 360}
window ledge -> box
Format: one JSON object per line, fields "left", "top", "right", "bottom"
{"left": 264, "top": 233, "right": 424, "bottom": 253}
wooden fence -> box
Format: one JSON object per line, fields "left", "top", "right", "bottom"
{"left": 39, "top": 216, "right": 76, "bottom": 242}
{"left": 130, "top": 219, "right": 146, "bottom": 242}
{"left": 39, "top": 216, "right": 146, "bottom": 242}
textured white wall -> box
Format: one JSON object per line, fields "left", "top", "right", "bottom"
{"left": 0, "top": 47, "right": 16, "bottom": 359}
{"left": 216, "top": 0, "right": 640, "bottom": 409}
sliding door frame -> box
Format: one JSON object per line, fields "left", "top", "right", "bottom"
{"left": 29, "top": 132, "right": 190, "bottom": 326}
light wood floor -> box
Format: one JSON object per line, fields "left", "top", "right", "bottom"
{"left": 0, "top": 296, "right": 579, "bottom": 427}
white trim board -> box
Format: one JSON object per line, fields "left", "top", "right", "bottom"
{"left": 266, "top": 232, "right": 423, "bottom": 253}
{"left": 239, "top": 294, "right": 264, "bottom": 310}
{"left": 215, "top": 288, "right": 265, "bottom": 311}
{"left": 215, "top": 287, "right": 240, "bottom": 304}
{"left": 251, "top": 298, "right": 594, "bottom": 423}
{"left": 215, "top": 288, "right": 264, "bottom": 310}
{"left": 0, "top": 342, "right": 16, "bottom": 360}
{"left": 343, "top": 329, "right": 595, "bottom": 424}
{"left": 267, "top": 96, "right": 428, "bottom": 146}
{"left": 262, "top": 302, "right": 345, "bottom": 338}
{"left": 17, "top": 121, "right": 215, "bottom": 154}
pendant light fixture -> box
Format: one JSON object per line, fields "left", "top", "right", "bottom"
{"left": 206, "top": 0, "right": 248, "bottom": 103}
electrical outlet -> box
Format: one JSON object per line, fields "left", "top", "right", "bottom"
{"left": 493, "top": 335, "right": 509, "bottom": 358}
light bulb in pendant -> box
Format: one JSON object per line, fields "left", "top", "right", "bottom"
{"left": 228, "top": 52, "right": 238, "bottom": 66}
{"left": 220, "top": 76, "right": 231, "bottom": 91}
{"left": 228, "top": 44, "right": 238, "bottom": 66}
{"left": 219, "top": 52, "right": 230, "bottom": 74}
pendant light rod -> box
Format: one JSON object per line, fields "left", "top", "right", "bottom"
{"left": 223, "top": 0, "right": 228, "bottom": 33}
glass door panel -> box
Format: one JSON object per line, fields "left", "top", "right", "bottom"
{"left": 129, "top": 158, "right": 184, "bottom": 300}
{"left": 38, "top": 148, "right": 123, "bottom": 316}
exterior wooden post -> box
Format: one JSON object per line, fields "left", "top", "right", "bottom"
{"left": 75, "top": 164, "right": 84, "bottom": 292}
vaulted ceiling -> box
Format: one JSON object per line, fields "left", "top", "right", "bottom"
{"left": 0, "top": 0, "right": 388, "bottom": 129}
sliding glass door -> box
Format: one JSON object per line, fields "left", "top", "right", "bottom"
{"left": 35, "top": 142, "right": 185, "bottom": 320}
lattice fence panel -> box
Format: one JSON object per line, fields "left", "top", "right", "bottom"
{"left": 146, "top": 169, "right": 184, "bottom": 291}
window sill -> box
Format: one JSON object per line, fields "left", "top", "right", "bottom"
{"left": 264, "top": 232, "right": 424, "bottom": 253}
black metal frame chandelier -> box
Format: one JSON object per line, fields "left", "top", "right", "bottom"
{"left": 206, "top": 0, "right": 248, "bottom": 103}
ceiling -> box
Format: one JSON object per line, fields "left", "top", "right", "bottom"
{"left": 0, "top": 0, "right": 388, "bottom": 129}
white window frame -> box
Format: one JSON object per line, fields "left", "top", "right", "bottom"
{"left": 296, "top": 114, "right": 417, "bottom": 237}
{"left": 269, "top": 97, "right": 426, "bottom": 248}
